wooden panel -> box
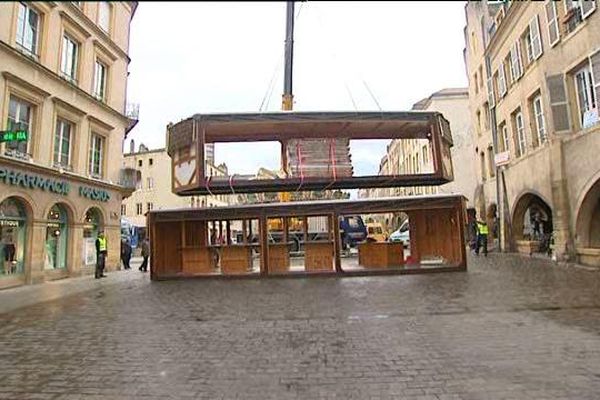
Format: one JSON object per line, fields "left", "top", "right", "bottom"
{"left": 221, "top": 246, "right": 253, "bottom": 275}
{"left": 358, "top": 242, "right": 404, "bottom": 268}
{"left": 154, "top": 221, "right": 182, "bottom": 277}
{"left": 408, "top": 207, "right": 461, "bottom": 265}
{"left": 185, "top": 221, "right": 207, "bottom": 247}
{"left": 182, "top": 247, "right": 213, "bottom": 274}
{"left": 305, "top": 242, "right": 334, "bottom": 271}
{"left": 265, "top": 243, "right": 290, "bottom": 273}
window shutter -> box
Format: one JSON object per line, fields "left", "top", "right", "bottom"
{"left": 516, "top": 41, "right": 523, "bottom": 78}
{"left": 591, "top": 49, "right": 600, "bottom": 114}
{"left": 487, "top": 77, "right": 495, "bottom": 107}
{"left": 581, "top": 0, "right": 596, "bottom": 19}
{"left": 531, "top": 15, "right": 543, "bottom": 60}
{"left": 545, "top": 0, "right": 560, "bottom": 47}
{"left": 546, "top": 74, "right": 571, "bottom": 132}
{"left": 499, "top": 62, "right": 507, "bottom": 97}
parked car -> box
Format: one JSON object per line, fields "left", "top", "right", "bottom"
{"left": 340, "top": 215, "right": 368, "bottom": 249}
{"left": 366, "top": 222, "right": 388, "bottom": 242}
{"left": 389, "top": 220, "right": 410, "bottom": 247}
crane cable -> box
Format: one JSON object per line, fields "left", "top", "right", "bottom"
{"left": 312, "top": 1, "right": 382, "bottom": 112}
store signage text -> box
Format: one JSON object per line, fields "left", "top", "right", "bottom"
{"left": 0, "top": 167, "right": 111, "bottom": 202}
{"left": 0, "top": 167, "right": 70, "bottom": 195}
{"left": 79, "top": 186, "right": 110, "bottom": 202}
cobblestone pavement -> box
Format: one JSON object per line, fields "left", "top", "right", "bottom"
{"left": 1, "top": 254, "right": 600, "bottom": 399}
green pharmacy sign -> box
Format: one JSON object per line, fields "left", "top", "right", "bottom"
{"left": 0, "top": 130, "right": 28, "bottom": 143}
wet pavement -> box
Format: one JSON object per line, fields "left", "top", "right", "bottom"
{"left": 1, "top": 254, "right": 600, "bottom": 399}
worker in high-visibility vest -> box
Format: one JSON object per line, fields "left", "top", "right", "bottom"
{"left": 475, "top": 220, "right": 489, "bottom": 257}
{"left": 95, "top": 231, "right": 108, "bottom": 279}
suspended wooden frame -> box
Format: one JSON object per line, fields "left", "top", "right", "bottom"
{"left": 147, "top": 194, "right": 467, "bottom": 280}
{"left": 167, "top": 111, "right": 455, "bottom": 195}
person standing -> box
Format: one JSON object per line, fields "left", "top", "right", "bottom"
{"left": 121, "top": 238, "right": 132, "bottom": 270}
{"left": 475, "top": 220, "right": 489, "bottom": 257}
{"left": 95, "top": 231, "right": 108, "bottom": 278}
{"left": 139, "top": 237, "right": 150, "bottom": 272}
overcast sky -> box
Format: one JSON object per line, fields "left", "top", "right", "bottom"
{"left": 126, "top": 1, "right": 468, "bottom": 175}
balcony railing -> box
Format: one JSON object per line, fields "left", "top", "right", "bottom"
{"left": 119, "top": 167, "right": 140, "bottom": 190}
{"left": 126, "top": 103, "right": 140, "bottom": 121}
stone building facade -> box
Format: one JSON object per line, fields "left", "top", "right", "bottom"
{"left": 121, "top": 143, "right": 232, "bottom": 228}
{"left": 464, "top": 0, "right": 600, "bottom": 265}
{"left": 0, "top": 1, "right": 138, "bottom": 288}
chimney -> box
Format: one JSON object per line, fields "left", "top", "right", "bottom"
{"left": 129, "top": 139, "right": 135, "bottom": 154}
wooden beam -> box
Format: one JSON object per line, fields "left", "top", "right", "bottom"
{"left": 226, "top": 220, "right": 231, "bottom": 245}
{"left": 332, "top": 213, "right": 342, "bottom": 273}
{"left": 259, "top": 216, "right": 269, "bottom": 276}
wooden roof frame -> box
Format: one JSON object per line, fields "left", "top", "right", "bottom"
{"left": 167, "top": 111, "right": 455, "bottom": 195}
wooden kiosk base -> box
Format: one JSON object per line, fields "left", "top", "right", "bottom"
{"left": 147, "top": 195, "right": 467, "bottom": 280}
{"left": 358, "top": 242, "right": 404, "bottom": 268}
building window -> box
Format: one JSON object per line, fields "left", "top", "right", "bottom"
{"left": 60, "top": 35, "right": 79, "bottom": 83}
{"left": 480, "top": 152, "right": 486, "bottom": 181}
{"left": 487, "top": 147, "right": 496, "bottom": 178}
{"left": 88, "top": 133, "right": 105, "bottom": 177}
{"left": 476, "top": 110, "right": 482, "bottom": 136}
{"left": 532, "top": 95, "right": 547, "bottom": 145}
{"left": 473, "top": 72, "right": 479, "bottom": 94}
{"left": 98, "top": 2, "right": 111, "bottom": 33}
{"left": 146, "top": 202, "right": 153, "bottom": 212}
{"left": 147, "top": 177, "right": 154, "bottom": 189}
{"left": 138, "top": 159, "right": 142, "bottom": 167}
{"left": 121, "top": 204, "right": 126, "bottom": 216}
{"left": 483, "top": 102, "right": 490, "bottom": 129}
{"left": 498, "top": 121, "right": 510, "bottom": 153}
{"left": 574, "top": 64, "right": 597, "bottom": 128}
{"left": 149, "top": 158, "right": 153, "bottom": 166}
{"left": 136, "top": 203, "right": 142, "bottom": 215}
{"left": 513, "top": 110, "right": 527, "bottom": 157}
{"left": 15, "top": 3, "right": 39, "bottom": 57}
{"left": 5, "top": 95, "right": 32, "bottom": 158}
{"left": 563, "top": 0, "right": 595, "bottom": 34}
{"left": 53, "top": 118, "right": 72, "bottom": 168}
{"left": 93, "top": 60, "right": 107, "bottom": 101}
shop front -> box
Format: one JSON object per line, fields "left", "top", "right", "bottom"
{"left": 0, "top": 160, "right": 124, "bottom": 289}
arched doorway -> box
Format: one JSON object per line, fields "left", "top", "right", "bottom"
{"left": 82, "top": 208, "right": 104, "bottom": 266}
{"left": 0, "top": 197, "right": 29, "bottom": 276}
{"left": 44, "top": 204, "right": 70, "bottom": 270}
{"left": 575, "top": 178, "right": 600, "bottom": 248}
{"left": 512, "top": 193, "right": 553, "bottom": 242}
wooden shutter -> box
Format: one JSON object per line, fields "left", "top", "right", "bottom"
{"left": 487, "top": 77, "right": 495, "bottom": 107}
{"left": 591, "top": 49, "right": 600, "bottom": 116}
{"left": 498, "top": 62, "right": 507, "bottom": 97}
{"left": 516, "top": 41, "right": 523, "bottom": 78}
{"left": 545, "top": 0, "right": 560, "bottom": 47}
{"left": 546, "top": 74, "right": 571, "bottom": 132}
{"left": 581, "top": 0, "right": 597, "bottom": 19}
{"left": 530, "top": 15, "right": 543, "bottom": 60}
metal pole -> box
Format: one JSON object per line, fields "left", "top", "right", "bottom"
{"left": 282, "top": 1, "right": 295, "bottom": 111}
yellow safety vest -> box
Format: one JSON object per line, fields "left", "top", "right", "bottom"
{"left": 98, "top": 237, "right": 107, "bottom": 252}
{"left": 477, "top": 222, "right": 489, "bottom": 235}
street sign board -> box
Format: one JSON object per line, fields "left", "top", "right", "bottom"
{"left": 0, "top": 130, "right": 28, "bottom": 143}
{"left": 494, "top": 151, "right": 510, "bottom": 166}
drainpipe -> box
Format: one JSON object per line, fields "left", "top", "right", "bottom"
{"left": 484, "top": 54, "right": 502, "bottom": 251}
